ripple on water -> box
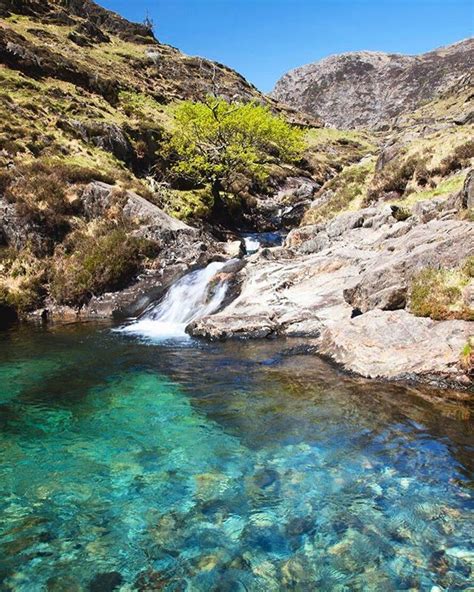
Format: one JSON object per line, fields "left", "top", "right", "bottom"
{"left": 0, "top": 327, "right": 472, "bottom": 591}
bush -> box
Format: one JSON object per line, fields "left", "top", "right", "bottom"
{"left": 460, "top": 340, "right": 474, "bottom": 376}
{"left": 433, "top": 140, "right": 474, "bottom": 176}
{"left": 0, "top": 251, "right": 47, "bottom": 316}
{"left": 50, "top": 227, "right": 159, "bottom": 307}
{"left": 304, "top": 158, "right": 375, "bottom": 225}
{"left": 2, "top": 160, "right": 116, "bottom": 245}
{"left": 409, "top": 262, "right": 473, "bottom": 321}
{"left": 462, "top": 256, "right": 474, "bottom": 278}
{"left": 365, "top": 156, "right": 421, "bottom": 204}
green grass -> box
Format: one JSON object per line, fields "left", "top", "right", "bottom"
{"left": 305, "top": 127, "right": 376, "bottom": 153}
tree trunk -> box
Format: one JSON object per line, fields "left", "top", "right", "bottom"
{"left": 211, "top": 179, "right": 227, "bottom": 222}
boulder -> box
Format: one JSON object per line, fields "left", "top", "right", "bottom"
{"left": 223, "top": 240, "right": 244, "bottom": 259}
{"left": 318, "top": 309, "right": 471, "bottom": 385}
{"left": 461, "top": 168, "right": 474, "bottom": 210}
{"left": 57, "top": 119, "right": 134, "bottom": 163}
{"left": 0, "top": 195, "right": 49, "bottom": 254}
{"left": 81, "top": 182, "right": 194, "bottom": 235}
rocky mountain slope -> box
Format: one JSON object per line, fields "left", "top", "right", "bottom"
{"left": 0, "top": 0, "right": 374, "bottom": 320}
{"left": 272, "top": 39, "right": 474, "bottom": 128}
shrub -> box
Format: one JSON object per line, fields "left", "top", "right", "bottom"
{"left": 303, "top": 158, "right": 375, "bottom": 225}
{"left": 2, "top": 160, "right": 116, "bottom": 245}
{"left": 462, "top": 256, "right": 474, "bottom": 278}
{"left": 365, "top": 156, "right": 421, "bottom": 204}
{"left": 0, "top": 250, "right": 47, "bottom": 316}
{"left": 409, "top": 262, "right": 473, "bottom": 321}
{"left": 50, "top": 227, "right": 159, "bottom": 307}
{"left": 460, "top": 340, "right": 474, "bottom": 376}
{"left": 433, "top": 140, "right": 474, "bottom": 176}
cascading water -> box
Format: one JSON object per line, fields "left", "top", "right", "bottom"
{"left": 118, "top": 261, "right": 228, "bottom": 340}
{"left": 243, "top": 236, "right": 261, "bottom": 254}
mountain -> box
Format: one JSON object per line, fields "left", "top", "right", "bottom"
{"left": 272, "top": 39, "right": 474, "bottom": 129}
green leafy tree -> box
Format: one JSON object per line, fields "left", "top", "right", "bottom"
{"left": 166, "top": 98, "right": 305, "bottom": 208}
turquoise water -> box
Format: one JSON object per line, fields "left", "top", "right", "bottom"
{"left": 0, "top": 324, "right": 473, "bottom": 591}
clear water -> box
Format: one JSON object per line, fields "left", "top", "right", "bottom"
{"left": 242, "top": 232, "right": 284, "bottom": 255}
{"left": 0, "top": 323, "right": 473, "bottom": 591}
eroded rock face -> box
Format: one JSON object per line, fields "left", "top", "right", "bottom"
{"left": 272, "top": 40, "right": 474, "bottom": 128}
{"left": 188, "top": 197, "right": 474, "bottom": 387}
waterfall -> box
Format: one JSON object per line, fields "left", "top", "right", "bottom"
{"left": 243, "top": 236, "right": 261, "bottom": 254}
{"left": 118, "top": 261, "right": 228, "bottom": 340}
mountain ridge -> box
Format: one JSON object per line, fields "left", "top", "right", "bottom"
{"left": 272, "top": 38, "right": 474, "bottom": 129}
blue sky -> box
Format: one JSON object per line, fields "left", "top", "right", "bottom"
{"left": 101, "top": 0, "right": 473, "bottom": 92}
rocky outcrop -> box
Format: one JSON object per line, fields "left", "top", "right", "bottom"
{"left": 80, "top": 182, "right": 194, "bottom": 236}
{"left": 318, "top": 310, "right": 472, "bottom": 385}
{"left": 188, "top": 196, "right": 473, "bottom": 387}
{"left": 57, "top": 120, "right": 134, "bottom": 163}
{"left": 272, "top": 39, "right": 474, "bottom": 128}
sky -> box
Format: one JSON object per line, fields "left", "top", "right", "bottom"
{"left": 101, "top": 0, "right": 474, "bottom": 92}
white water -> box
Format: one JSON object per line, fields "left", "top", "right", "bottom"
{"left": 244, "top": 236, "right": 261, "bottom": 254}
{"left": 118, "top": 261, "right": 228, "bottom": 340}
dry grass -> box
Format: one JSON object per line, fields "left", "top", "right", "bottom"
{"left": 409, "top": 258, "right": 474, "bottom": 321}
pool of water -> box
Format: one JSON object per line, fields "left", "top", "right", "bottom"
{"left": 0, "top": 323, "right": 473, "bottom": 591}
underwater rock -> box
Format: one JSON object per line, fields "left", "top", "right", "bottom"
{"left": 88, "top": 571, "right": 123, "bottom": 592}
{"left": 252, "top": 468, "right": 280, "bottom": 489}
{"left": 133, "top": 569, "right": 167, "bottom": 591}
{"left": 47, "top": 576, "right": 82, "bottom": 591}
{"left": 285, "top": 515, "right": 315, "bottom": 537}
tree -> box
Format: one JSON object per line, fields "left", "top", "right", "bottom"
{"left": 165, "top": 97, "right": 305, "bottom": 209}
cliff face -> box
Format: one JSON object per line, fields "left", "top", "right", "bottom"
{"left": 272, "top": 39, "right": 474, "bottom": 129}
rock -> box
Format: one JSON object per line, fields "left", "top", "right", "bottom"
{"left": 57, "top": 119, "right": 134, "bottom": 163}
{"left": 454, "top": 111, "right": 474, "bottom": 125}
{"left": 223, "top": 240, "right": 244, "bottom": 259}
{"left": 463, "top": 281, "right": 474, "bottom": 309}
{"left": 79, "top": 264, "right": 187, "bottom": 320}
{"left": 124, "top": 193, "right": 193, "bottom": 234}
{"left": 272, "top": 40, "right": 474, "bottom": 128}
{"left": 375, "top": 143, "right": 400, "bottom": 172}
{"left": 253, "top": 468, "right": 279, "bottom": 489}
{"left": 189, "top": 314, "right": 279, "bottom": 340}
{"left": 81, "top": 182, "right": 194, "bottom": 234}
{"left": 461, "top": 168, "right": 474, "bottom": 210}
{"left": 68, "top": 21, "right": 111, "bottom": 47}
{"left": 344, "top": 220, "right": 474, "bottom": 312}
{"left": 0, "top": 195, "right": 50, "bottom": 255}
{"left": 88, "top": 571, "right": 123, "bottom": 592}
{"left": 133, "top": 569, "right": 167, "bottom": 591}
{"left": 47, "top": 576, "right": 81, "bottom": 592}
{"left": 220, "top": 259, "right": 247, "bottom": 274}
{"left": 319, "top": 309, "right": 471, "bottom": 384}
